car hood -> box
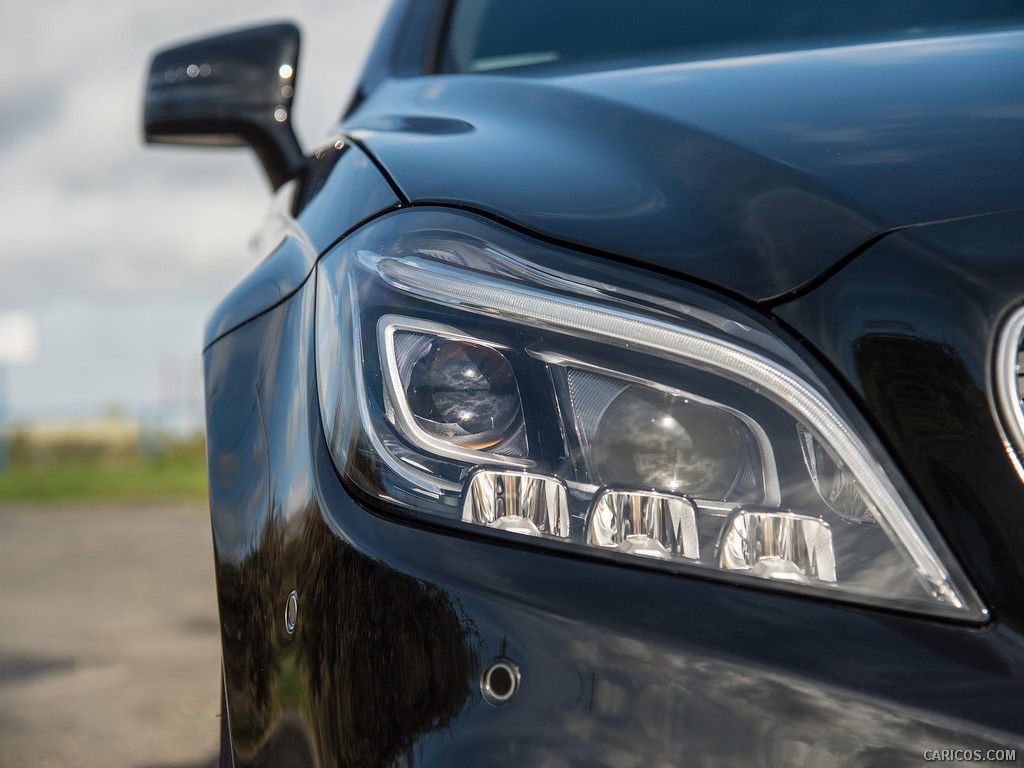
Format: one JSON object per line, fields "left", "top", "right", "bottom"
{"left": 347, "top": 30, "right": 1024, "bottom": 301}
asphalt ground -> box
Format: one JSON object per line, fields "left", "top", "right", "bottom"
{"left": 0, "top": 503, "right": 220, "bottom": 768}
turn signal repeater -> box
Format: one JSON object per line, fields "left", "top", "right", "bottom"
{"left": 315, "top": 208, "right": 987, "bottom": 621}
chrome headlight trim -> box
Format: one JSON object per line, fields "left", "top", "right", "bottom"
{"left": 993, "top": 304, "right": 1024, "bottom": 481}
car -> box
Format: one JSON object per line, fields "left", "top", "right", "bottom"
{"left": 144, "top": 2, "right": 1024, "bottom": 766}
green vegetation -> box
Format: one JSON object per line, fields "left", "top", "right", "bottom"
{"left": 0, "top": 431, "right": 208, "bottom": 505}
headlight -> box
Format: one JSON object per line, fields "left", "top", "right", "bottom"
{"left": 315, "top": 208, "right": 986, "bottom": 621}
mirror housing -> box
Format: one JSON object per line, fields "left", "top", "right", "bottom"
{"left": 144, "top": 23, "right": 305, "bottom": 189}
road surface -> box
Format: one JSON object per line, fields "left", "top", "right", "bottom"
{"left": 0, "top": 502, "right": 220, "bottom": 768}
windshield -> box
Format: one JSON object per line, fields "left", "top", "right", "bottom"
{"left": 441, "top": 0, "right": 1024, "bottom": 73}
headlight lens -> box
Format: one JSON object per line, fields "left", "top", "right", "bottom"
{"left": 402, "top": 335, "right": 523, "bottom": 451}
{"left": 592, "top": 385, "right": 763, "bottom": 500}
{"left": 315, "top": 208, "right": 985, "bottom": 620}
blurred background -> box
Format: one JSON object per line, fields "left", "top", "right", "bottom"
{"left": 0, "top": 1, "right": 387, "bottom": 765}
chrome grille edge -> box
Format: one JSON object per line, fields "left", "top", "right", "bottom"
{"left": 993, "top": 305, "right": 1024, "bottom": 479}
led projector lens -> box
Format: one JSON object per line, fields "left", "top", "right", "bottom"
{"left": 405, "top": 337, "right": 522, "bottom": 450}
{"left": 594, "top": 387, "right": 760, "bottom": 500}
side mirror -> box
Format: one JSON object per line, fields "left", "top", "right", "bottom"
{"left": 143, "top": 22, "right": 305, "bottom": 189}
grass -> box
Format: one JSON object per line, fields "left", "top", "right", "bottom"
{"left": 0, "top": 439, "right": 208, "bottom": 505}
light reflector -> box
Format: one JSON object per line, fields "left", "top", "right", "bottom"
{"left": 463, "top": 469, "right": 569, "bottom": 537}
{"left": 719, "top": 509, "right": 836, "bottom": 584}
{"left": 587, "top": 489, "right": 700, "bottom": 560}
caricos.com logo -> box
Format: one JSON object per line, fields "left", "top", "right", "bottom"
{"left": 923, "top": 749, "right": 1017, "bottom": 762}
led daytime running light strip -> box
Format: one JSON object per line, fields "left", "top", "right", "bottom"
{"left": 365, "top": 251, "right": 973, "bottom": 610}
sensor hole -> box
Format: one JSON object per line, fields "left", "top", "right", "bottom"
{"left": 481, "top": 658, "right": 520, "bottom": 706}
{"left": 489, "top": 666, "right": 513, "bottom": 697}
{"left": 284, "top": 590, "right": 298, "bottom": 634}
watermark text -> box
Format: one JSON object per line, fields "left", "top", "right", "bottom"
{"left": 923, "top": 749, "right": 1016, "bottom": 762}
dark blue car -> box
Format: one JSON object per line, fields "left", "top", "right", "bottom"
{"left": 146, "top": 2, "right": 1024, "bottom": 765}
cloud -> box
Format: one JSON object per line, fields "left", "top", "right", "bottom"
{"left": 0, "top": 0, "right": 388, "bottom": 417}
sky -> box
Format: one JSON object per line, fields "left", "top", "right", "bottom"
{"left": 0, "top": 0, "right": 389, "bottom": 429}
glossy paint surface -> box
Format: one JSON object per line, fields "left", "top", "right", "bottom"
{"left": 348, "top": 29, "right": 1024, "bottom": 301}
{"left": 202, "top": 142, "right": 399, "bottom": 348}
{"left": 774, "top": 209, "right": 1024, "bottom": 632}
